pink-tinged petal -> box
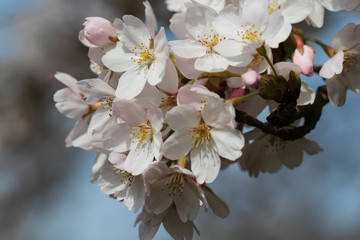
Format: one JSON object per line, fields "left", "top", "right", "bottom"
{"left": 163, "top": 130, "right": 194, "bottom": 160}
{"left": 54, "top": 88, "right": 88, "bottom": 119}
{"left": 319, "top": 51, "right": 344, "bottom": 79}
{"left": 174, "top": 182, "right": 201, "bottom": 222}
{"left": 326, "top": 75, "right": 347, "bottom": 106}
{"left": 169, "top": 13, "right": 188, "bottom": 40}
{"left": 169, "top": 39, "right": 207, "bottom": 58}
{"left": 144, "top": 161, "right": 171, "bottom": 186}
{"left": 112, "top": 99, "right": 147, "bottom": 125}
{"left": 165, "top": 105, "right": 200, "bottom": 130}
{"left": 297, "top": 82, "right": 315, "bottom": 106}
{"left": 54, "top": 72, "right": 80, "bottom": 94}
{"left": 154, "top": 27, "right": 169, "bottom": 57}
{"left": 156, "top": 59, "right": 179, "bottom": 94}
{"left": 147, "top": 102, "right": 164, "bottom": 131}
{"left": 144, "top": 1, "right": 157, "bottom": 38}
{"left": 102, "top": 42, "right": 137, "bottom": 72}
{"left": 78, "top": 29, "right": 97, "bottom": 48}
{"left": 77, "top": 78, "right": 115, "bottom": 98}
{"left": 119, "top": 15, "right": 151, "bottom": 50}
{"left": 115, "top": 66, "right": 148, "bottom": 99}
{"left": 293, "top": 45, "right": 315, "bottom": 77}
{"left": 202, "top": 98, "right": 234, "bottom": 129}
{"left": 65, "top": 115, "right": 89, "bottom": 147}
{"left": 88, "top": 47, "right": 104, "bottom": 66}
{"left": 279, "top": 142, "right": 303, "bottom": 169}
{"left": 190, "top": 144, "right": 220, "bottom": 184}
{"left": 71, "top": 132, "right": 107, "bottom": 153}
{"left": 124, "top": 175, "right": 145, "bottom": 213}
{"left": 194, "top": 53, "right": 228, "bottom": 72}
{"left": 203, "top": 186, "right": 229, "bottom": 218}
{"left": 185, "top": 4, "right": 217, "bottom": 37}
{"left": 213, "top": 40, "right": 245, "bottom": 57}
{"left": 126, "top": 141, "right": 155, "bottom": 175}
{"left": 241, "top": 0, "right": 268, "bottom": 29}
{"left": 175, "top": 56, "right": 202, "bottom": 79}
{"left": 265, "top": 20, "right": 291, "bottom": 48}
{"left": 102, "top": 123, "right": 131, "bottom": 152}
{"left": 147, "top": 57, "right": 166, "bottom": 86}
{"left": 282, "top": 0, "right": 312, "bottom": 23}
{"left": 109, "top": 151, "right": 127, "bottom": 169}
{"left": 210, "top": 128, "right": 244, "bottom": 160}
{"left": 332, "top": 23, "right": 360, "bottom": 50}
{"left": 177, "top": 85, "right": 219, "bottom": 110}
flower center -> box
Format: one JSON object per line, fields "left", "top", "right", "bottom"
{"left": 130, "top": 42, "right": 154, "bottom": 66}
{"left": 161, "top": 173, "right": 185, "bottom": 196}
{"left": 112, "top": 168, "right": 134, "bottom": 186}
{"left": 246, "top": 53, "right": 262, "bottom": 69}
{"left": 130, "top": 123, "right": 154, "bottom": 145}
{"left": 90, "top": 61, "right": 103, "bottom": 75}
{"left": 268, "top": 0, "right": 280, "bottom": 14}
{"left": 265, "top": 136, "right": 287, "bottom": 152}
{"left": 237, "top": 24, "right": 260, "bottom": 43}
{"left": 343, "top": 53, "right": 358, "bottom": 72}
{"left": 160, "top": 95, "right": 177, "bottom": 109}
{"left": 99, "top": 97, "right": 114, "bottom": 117}
{"left": 190, "top": 124, "right": 211, "bottom": 148}
{"left": 196, "top": 30, "right": 226, "bottom": 52}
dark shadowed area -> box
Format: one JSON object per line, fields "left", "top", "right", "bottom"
{"left": 0, "top": 0, "right": 359, "bottom": 239}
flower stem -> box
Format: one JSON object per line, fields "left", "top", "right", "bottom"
{"left": 229, "top": 91, "right": 261, "bottom": 106}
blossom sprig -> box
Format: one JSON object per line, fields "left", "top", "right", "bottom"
{"left": 54, "top": 1, "right": 360, "bottom": 239}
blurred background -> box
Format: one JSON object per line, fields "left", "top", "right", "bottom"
{"left": 0, "top": 0, "right": 359, "bottom": 239}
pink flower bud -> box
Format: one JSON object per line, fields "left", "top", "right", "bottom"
{"left": 231, "top": 87, "right": 247, "bottom": 98}
{"left": 293, "top": 45, "right": 315, "bottom": 77}
{"left": 292, "top": 33, "right": 304, "bottom": 48}
{"left": 78, "top": 17, "right": 117, "bottom": 48}
{"left": 242, "top": 70, "right": 260, "bottom": 88}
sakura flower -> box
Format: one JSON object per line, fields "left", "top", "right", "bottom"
{"left": 169, "top": 4, "right": 231, "bottom": 72}
{"left": 91, "top": 153, "right": 145, "bottom": 212}
{"left": 319, "top": 23, "right": 360, "bottom": 106}
{"left": 79, "top": 17, "right": 117, "bottom": 48}
{"left": 239, "top": 128, "right": 323, "bottom": 177}
{"left": 144, "top": 161, "right": 205, "bottom": 222}
{"left": 102, "top": 2, "right": 170, "bottom": 99}
{"left": 164, "top": 98, "right": 244, "bottom": 183}
{"left": 104, "top": 99, "right": 164, "bottom": 175}
{"left": 53, "top": 72, "right": 96, "bottom": 147}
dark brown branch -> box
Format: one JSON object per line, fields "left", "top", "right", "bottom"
{"left": 235, "top": 86, "right": 329, "bottom": 141}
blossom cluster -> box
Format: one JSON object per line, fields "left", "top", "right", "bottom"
{"left": 54, "top": 0, "right": 359, "bottom": 239}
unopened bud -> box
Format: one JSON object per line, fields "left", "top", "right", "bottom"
{"left": 79, "top": 17, "right": 117, "bottom": 48}
{"left": 259, "top": 74, "right": 287, "bottom": 102}
{"left": 242, "top": 70, "right": 261, "bottom": 88}
{"left": 293, "top": 45, "right": 315, "bottom": 76}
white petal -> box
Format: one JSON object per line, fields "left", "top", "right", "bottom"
{"left": 119, "top": 15, "right": 151, "bottom": 50}
{"left": 185, "top": 4, "right": 217, "bottom": 38}
{"left": 163, "top": 130, "right": 194, "bottom": 160}
{"left": 165, "top": 105, "right": 200, "bottom": 131}
{"left": 319, "top": 51, "right": 344, "bottom": 79}
{"left": 156, "top": 58, "right": 179, "bottom": 94}
{"left": 169, "top": 39, "right": 207, "bottom": 58}
{"left": 102, "top": 42, "right": 137, "bottom": 72}
{"left": 169, "top": 13, "right": 189, "bottom": 39}
{"left": 102, "top": 123, "right": 131, "bottom": 152}
{"left": 77, "top": 78, "right": 115, "bottom": 98}
{"left": 115, "top": 66, "right": 148, "bottom": 99}
{"left": 126, "top": 141, "right": 154, "bottom": 175}
{"left": 112, "top": 99, "right": 147, "bottom": 125}
{"left": 194, "top": 53, "right": 228, "bottom": 72}
{"left": 54, "top": 88, "right": 88, "bottom": 119}
{"left": 297, "top": 82, "right": 315, "bottom": 106}
{"left": 210, "top": 128, "right": 244, "bottom": 160}
{"left": 190, "top": 144, "right": 220, "bottom": 184}
{"left": 203, "top": 186, "right": 229, "bottom": 218}
{"left": 174, "top": 181, "right": 201, "bottom": 222}
{"left": 65, "top": 116, "right": 89, "bottom": 147}
{"left": 326, "top": 75, "right": 347, "bottom": 106}
{"left": 241, "top": 0, "right": 268, "bottom": 28}
{"left": 281, "top": 0, "right": 312, "bottom": 24}
{"left": 147, "top": 57, "right": 166, "bottom": 86}
{"left": 144, "top": 1, "right": 157, "bottom": 38}
{"left": 54, "top": 72, "right": 79, "bottom": 93}
{"left": 201, "top": 99, "right": 234, "bottom": 129}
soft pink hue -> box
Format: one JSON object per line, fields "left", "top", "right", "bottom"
{"left": 79, "top": 17, "right": 116, "bottom": 48}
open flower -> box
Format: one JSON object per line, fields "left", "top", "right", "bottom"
{"left": 164, "top": 98, "right": 244, "bottom": 183}
{"left": 319, "top": 23, "right": 360, "bottom": 106}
